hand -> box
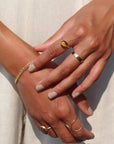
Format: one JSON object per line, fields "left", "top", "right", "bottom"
{"left": 0, "top": 22, "right": 94, "bottom": 143}
{"left": 18, "top": 61, "right": 94, "bottom": 143}
{"left": 29, "top": 0, "right": 114, "bottom": 99}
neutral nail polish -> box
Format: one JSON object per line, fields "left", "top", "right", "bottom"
{"left": 72, "top": 92, "right": 80, "bottom": 98}
{"left": 88, "top": 107, "right": 93, "bottom": 115}
{"left": 28, "top": 64, "right": 36, "bottom": 72}
{"left": 48, "top": 92, "right": 58, "bottom": 99}
{"left": 36, "top": 84, "right": 45, "bottom": 92}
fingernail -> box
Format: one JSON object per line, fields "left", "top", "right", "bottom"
{"left": 48, "top": 92, "right": 58, "bottom": 99}
{"left": 88, "top": 107, "right": 93, "bottom": 116}
{"left": 36, "top": 84, "right": 45, "bottom": 92}
{"left": 85, "top": 128, "right": 95, "bottom": 139}
{"left": 90, "top": 132, "right": 95, "bottom": 139}
{"left": 89, "top": 132, "right": 95, "bottom": 139}
{"left": 28, "top": 64, "right": 36, "bottom": 72}
{"left": 72, "top": 92, "right": 80, "bottom": 98}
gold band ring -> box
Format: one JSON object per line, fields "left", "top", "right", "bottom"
{"left": 65, "top": 118, "right": 83, "bottom": 132}
{"left": 60, "top": 39, "right": 69, "bottom": 49}
{"left": 40, "top": 125, "right": 52, "bottom": 134}
{"left": 72, "top": 52, "right": 83, "bottom": 63}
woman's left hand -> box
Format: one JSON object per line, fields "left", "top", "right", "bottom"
{"left": 29, "top": 0, "right": 114, "bottom": 99}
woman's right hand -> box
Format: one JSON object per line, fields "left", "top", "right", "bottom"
{"left": 17, "top": 61, "right": 94, "bottom": 143}
{"left": 31, "top": 0, "right": 114, "bottom": 100}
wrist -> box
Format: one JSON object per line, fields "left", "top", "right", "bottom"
{"left": 0, "top": 22, "right": 38, "bottom": 77}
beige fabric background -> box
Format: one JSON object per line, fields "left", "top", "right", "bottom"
{"left": 0, "top": 0, "right": 114, "bottom": 144}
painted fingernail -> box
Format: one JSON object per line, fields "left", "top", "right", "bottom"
{"left": 48, "top": 92, "right": 58, "bottom": 99}
{"left": 28, "top": 64, "right": 36, "bottom": 72}
{"left": 36, "top": 84, "right": 45, "bottom": 92}
{"left": 88, "top": 107, "right": 93, "bottom": 116}
{"left": 72, "top": 92, "right": 80, "bottom": 98}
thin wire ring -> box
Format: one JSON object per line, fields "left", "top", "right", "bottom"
{"left": 65, "top": 118, "right": 83, "bottom": 132}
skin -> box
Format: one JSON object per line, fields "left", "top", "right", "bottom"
{"left": 32, "top": 0, "right": 114, "bottom": 99}
{"left": 0, "top": 22, "right": 94, "bottom": 143}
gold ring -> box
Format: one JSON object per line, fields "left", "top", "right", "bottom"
{"left": 72, "top": 52, "right": 83, "bottom": 63}
{"left": 60, "top": 39, "right": 69, "bottom": 49}
{"left": 65, "top": 118, "right": 83, "bottom": 132}
{"left": 40, "top": 125, "right": 51, "bottom": 134}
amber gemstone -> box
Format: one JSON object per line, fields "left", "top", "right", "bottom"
{"left": 61, "top": 40, "right": 68, "bottom": 48}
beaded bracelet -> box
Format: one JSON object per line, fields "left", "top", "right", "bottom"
{"left": 14, "top": 61, "right": 31, "bottom": 84}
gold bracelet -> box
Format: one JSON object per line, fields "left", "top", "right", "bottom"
{"left": 14, "top": 61, "right": 32, "bottom": 84}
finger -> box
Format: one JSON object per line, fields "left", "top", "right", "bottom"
{"left": 42, "top": 109, "right": 78, "bottom": 143}
{"left": 33, "top": 118, "right": 57, "bottom": 138}
{"left": 53, "top": 121, "right": 78, "bottom": 143}
{"left": 74, "top": 94, "right": 93, "bottom": 116}
{"left": 28, "top": 24, "right": 87, "bottom": 72}
{"left": 72, "top": 57, "right": 107, "bottom": 96}
{"left": 35, "top": 54, "right": 79, "bottom": 92}
{"left": 57, "top": 98, "right": 94, "bottom": 141}
{"left": 47, "top": 52, "right": 102, "bottom": 99}
{"left": 68, "top": 84, "right": 93, "bottom": 116}
{"left": 71, "top": 17, "right": 114, "bottom": 96}
{"left": 64, "top": 116, "right": 94, "bottom": 141}
{"left": 35, "top": 31, "right": 100, "bottom": 92}
{"left": 35, "top": 17, "right": 75, "bottom": 52}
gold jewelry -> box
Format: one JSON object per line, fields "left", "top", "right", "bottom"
{"left": 65, "top": 118, "right": 83, "bottom": 132}
{"left": 40, "top": 125, "right": 51, "bottom": 134}
{"left": 60, "top": 39, "right": 69, "bottom": 49}
{"left": 14, "top": 61, "right": 31, "bottom": 84}
{"left": 72, "top": 52, "right": 83, "bottom": 63}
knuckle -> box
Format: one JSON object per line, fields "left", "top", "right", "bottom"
{"left": 57, "top": 104, "right": 70, "bottom": 119}
{"left": 87, "top": 34, "right": 100, "bottom": 49}
{"left": 42, "top": 111, "right": 57, "bottom": 125}
{"left": 76, "top": 24, "right": 87, "bottom": 37}
{"left": 27, "top": 108, "right": 42, "bottom": 121}
{"left": 59, "top": 65, "right": 70, "bottom": 77}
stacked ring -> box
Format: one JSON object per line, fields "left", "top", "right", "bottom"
{"left": 65, "top": 118, "right": 83, "bottom": 132}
